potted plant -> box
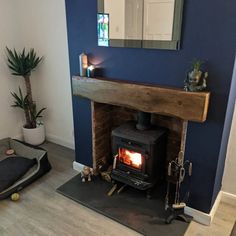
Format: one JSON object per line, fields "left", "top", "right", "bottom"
{"left": 6, "top": 47, "right": 46, "bottom": 145}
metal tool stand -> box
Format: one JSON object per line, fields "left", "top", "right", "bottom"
{"left": 165, "top": 206, "right": 189, "bottom": 224}
{"left": 165, "top": 121, "right": 192, "bottom": 224}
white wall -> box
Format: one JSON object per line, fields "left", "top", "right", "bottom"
{"left": 16, "top": 0, "right": 74, "bottom": 148}
{"left": 222, "top": 102, "right": 236, "bottom": 195}
{"left": 0, "top": 0, "right": 74, "bottom": 148}
{"left": 0, "top": 0, "right": 24, "bottom": 139}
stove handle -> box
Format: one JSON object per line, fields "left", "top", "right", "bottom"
{"left": 113, "top": 154, "right": 118, "bottom": 170}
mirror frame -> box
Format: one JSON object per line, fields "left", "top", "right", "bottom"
{"left": 97, "top": 0, "right": 184, "bottom": 50}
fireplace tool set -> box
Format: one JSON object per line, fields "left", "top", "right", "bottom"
{"left": 165, "top": 151, "right": 192, "bottom": 224}
{"left": 164, "top": 120, "right": 193, "bottom": 224}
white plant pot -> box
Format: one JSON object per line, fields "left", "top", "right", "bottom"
{"left": 22, "top": 124, "right": 45, "bottom": 146}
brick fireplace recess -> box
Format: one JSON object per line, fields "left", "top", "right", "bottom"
{"left": 72, "top": 76, "right": 210, "bottom": 194}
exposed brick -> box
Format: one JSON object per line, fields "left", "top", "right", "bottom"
{"left": 91, "top": 102, "right": 184, "bottom": 172}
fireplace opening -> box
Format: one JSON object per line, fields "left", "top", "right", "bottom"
{"left": 111, "top": 120, "right": 167, "bottom": 192}
{"left": 92, "top": 102, "right": 185, "bottom": 197}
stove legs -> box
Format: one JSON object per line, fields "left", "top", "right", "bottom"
{"left": 146, "top": 188, "right": 153, "bottom": 199}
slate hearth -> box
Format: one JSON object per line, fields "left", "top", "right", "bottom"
{"left": 57, "top": 175, "right": 190, "bottom": 236}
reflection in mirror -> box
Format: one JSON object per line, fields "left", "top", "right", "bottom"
{"left": 98, "top": 13, "right": 109, "bottom": 46}
{"left": 104, "top": 0, "right": 143, "bottom": 40}
{"left": 97, "top": 0, "right": 184, "bottom": 50}
{"left": 143, "top": 0, "right": 175, "bottom": 41}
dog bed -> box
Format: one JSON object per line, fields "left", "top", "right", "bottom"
{"left": 0, "top": 138, "right": 51, "bottom": 199}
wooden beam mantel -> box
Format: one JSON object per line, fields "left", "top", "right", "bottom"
{"left": 72, "top": 76, "right": 210, "bottom": 122}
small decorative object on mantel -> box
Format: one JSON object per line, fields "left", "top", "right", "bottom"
{"left": 81, "top": 166, "right": 94, "bottom": 182}
{"left": 87, "top": 65, "right": 95, "bottom": 78}
{"left": 79, "top": 52, "right": 88, "bottom": 77}
{"left": 184, "top": 59, "right": 208, "bottom": 92}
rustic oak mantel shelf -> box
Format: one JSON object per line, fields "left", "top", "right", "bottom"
{"left": 72, "top": 76, "right": 210, "bottom": 122}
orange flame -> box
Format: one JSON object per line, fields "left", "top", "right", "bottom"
{"left": 125, "top": 150, "right": 142, "bottom": 167}
{"left": 119, "top": 148, "right": 143, "bottom": 169}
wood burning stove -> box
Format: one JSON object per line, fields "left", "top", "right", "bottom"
{"left": 111, "top": 113, "right": 167, "bottom": 192}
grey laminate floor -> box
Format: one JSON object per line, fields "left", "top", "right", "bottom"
{"left": 0, "top": 142, "right": 235, "bottom": 236}
{"left": 185, "top": 202, "right": 236, "bottom": 236}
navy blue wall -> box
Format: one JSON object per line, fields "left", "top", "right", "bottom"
{"left": 65, "top": 0, "right": 236, "bottom": 213}
{"left": 212, "top": 57, "right": 236, "bottom": 205}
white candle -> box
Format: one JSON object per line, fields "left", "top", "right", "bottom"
{"left": 79, "top": 53, "right": 88, "bottom": 77}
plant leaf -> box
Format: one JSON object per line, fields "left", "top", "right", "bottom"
{"left": 6, "top": 47, "right": 43, "bottom": 76}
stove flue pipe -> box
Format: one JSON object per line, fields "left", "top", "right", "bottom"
{"left": 136, "top": 111, "right": 152, "bottom": 131}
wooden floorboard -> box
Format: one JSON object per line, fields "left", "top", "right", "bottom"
{"left": 0, "top": 141, "right": 235, "bottom": 236}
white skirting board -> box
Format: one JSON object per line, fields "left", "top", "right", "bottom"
{"left": 73, "top": 161, "right": 84, "bottom": 172}
{"left": 185, "top": 191, "right": 222, "bottom": 226}
{"left": 13, "top": 132, "right": 75, "bottom": 150}
{"left": 72, "top": 161, "right": 226, "bottom": 226}
{"left": 46, "top": 134, "right": 75, "bottom": 150}
{"left": 185, "top": 191, "right": 236, "bottom": 225}
{"left": 13, "top": 134, "right": 23, "bottom": 141}
{"left": 221, "top": 191, "right": 236, "bottom": 207}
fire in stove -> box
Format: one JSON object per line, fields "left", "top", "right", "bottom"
{"left": 119, "top": 148, "right": 143, "bottom": 170}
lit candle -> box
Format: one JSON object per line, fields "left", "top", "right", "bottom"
{"left": 87, "top": 65, "right": 95, "bottom": 78}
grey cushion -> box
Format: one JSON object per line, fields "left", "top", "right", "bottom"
{"left": 0, "top": 156, "right": 36, "bottom": 192}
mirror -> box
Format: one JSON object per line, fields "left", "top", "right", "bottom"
{"left": 97, "top": 0, "right": 184, "bottom": 50}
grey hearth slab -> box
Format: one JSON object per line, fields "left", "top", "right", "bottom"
{"left": 57, "top": 174, "right": 190, "bottom": 236}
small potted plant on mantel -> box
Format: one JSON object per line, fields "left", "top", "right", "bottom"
{"left": 6, "top": 47, "right": 46, "bottom": 145}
